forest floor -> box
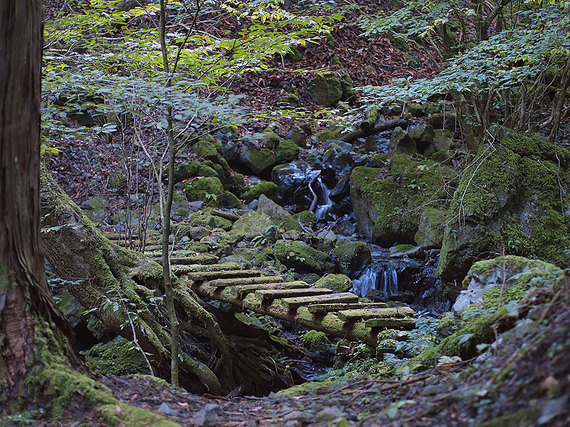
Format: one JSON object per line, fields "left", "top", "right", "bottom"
{"left": 64, "top": 280, "right": 570, "bottom": 425}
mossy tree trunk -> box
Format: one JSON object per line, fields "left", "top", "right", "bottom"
{"left": 0, "top": 0, "right": 80, "bottom": 402}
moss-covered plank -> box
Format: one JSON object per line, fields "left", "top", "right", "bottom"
{"left": 205, "top": 276, "right": 283, "bottom": 288}
{"left": 365, "top": 317, "right": 416, "bottom": 329}
{"left": 234, "top": 281, "right": 307, "bottom": 297}
{"left": 307, "top": 302, "right": 388, "bottom": 314}
{"left": 172, "top": 262, "right": 241, "bottom": 274}
{"left": 210, "top": 209, "right": 240, "bottom": 221}
{"left": 168, "top": 254, "right": 220, "bottom": 265}
{"left": 254, "top": 288, "right": 333, "bottom": 304}
{"left": 282, "top": 293, "right": 359, "bottom": 311}
{"left": 185, "top": 269, "right": 263, "bottom": 282}
{"left": 337, "top": 306, "right": 415, "bottom": 322}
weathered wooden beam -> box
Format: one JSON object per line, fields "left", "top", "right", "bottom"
{"left": 337, "top": 306, "right": 415, "bottom": 322}
{"left": 282, "top": 293, "right": 359, "bottom": 311}
{"left": 172, "top": 262, "right": 241, "bottom": 274}
{"left": 205, "top": 276, "right": 284, "bottom": 288}
{"left": 167, "top": 254, "right": 220, "bottom": 265}
{"left": 234, "top": 282, "right": 307, "bottom": 297}
{"left": 254, "top": 288, "right": 333, "bottom": 305}
{"left": 185, "top": 269, "right": 263, "bottom": 282}
{"left": 209, "top": 209, "right": 240, "bottom": 221}
{"left": 307, "top": 302, "right": 388, "bottom": 314}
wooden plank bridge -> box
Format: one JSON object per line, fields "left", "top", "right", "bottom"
{"left": 105, "top": 232, "right": 416, "bottom": 346}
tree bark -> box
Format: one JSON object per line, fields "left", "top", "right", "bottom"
{"left": 0, "top": 0, "right": 78, "bottom": 400}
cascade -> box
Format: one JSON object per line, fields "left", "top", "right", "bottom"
{"left": 352, "top": 263, "right": 399, "bottom": 298}
{"left": 313, "top": 176, "right": 333, "bottom": 221}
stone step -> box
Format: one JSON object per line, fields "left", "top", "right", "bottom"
{"left": 307, "top": 302, "right": 388, "bottom": 314}
{"left": 167, "top": 255, "right": 220, "bottom": 265}
{"left": 282, "top": 293, "right": 359, "bottom": 312}
{"left": 337, "top": 306, "right": 415, "bottom": 322}
{"left": 254, "top": 288, "right": 333, "bottom": 305}
{"left": 172, "top": 262, "right": 241, "bottom": 274}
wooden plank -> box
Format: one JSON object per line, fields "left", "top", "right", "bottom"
{"left": 282, "top": 293, "right": 359, "bottom": 311}
{"left": 168, "top": 254, "right": 220, "bottom": 265}
{"left": 337, "top": 307, "right": 415, "bottom": 322}
{"left": 206, "top": 276, "right": 284, "bottom": 288}
{"left": 307, "top": 302, "right": 388, "bottom": 314}
{"left": 172, "top": 262, "right": 241, "bottom": 274}
{"left": 185, "top": 269, "right": 263, "bottom": 282}
{"left": 365, "top": 317, "right": 416, "bottom": 329}
{"left": 235, "top": 281, "right": 307, "bottom": 297}
{"left": 254, "top": 288, "right": 333, "bottom": 304}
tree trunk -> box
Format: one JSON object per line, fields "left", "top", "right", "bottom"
{"left": 0, "top": 0, "right": 78, "bottom": 399}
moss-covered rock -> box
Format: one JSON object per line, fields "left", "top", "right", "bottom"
{"left": 314, "top": 273, "right": 353, "bottom": 292}
{"left": 231, "top": 211, "right": 275, "bottom": 239}
{"left": 239, "top": 145, "right": 277, "bottom": 175}
{"left": 437, "top": 129, "right": 570, "bottom": 284}
{"left": 350, "top": 154, "right": 455, "bottom": 246}
{"left": 241, "top": 180, "right": 279, "bottom": 203}
{"left": 174, "top": 161, "right": 219, "bottom": 183}
{"left": 184, "top": 177, "right": 224, "bottom": 206}
{"left": 332, "top": 241, "right": 371, "bottom": 275}
{"left": 414, "top": 207, "right": 447, "bottom": 249}
{"left": 285, "top": 210, "right": 318, "bottom": 231}
{"left": 220, "top": 190, "right": 243, "bottom": 209}
{"left": 453, "top": 255, "right": 563, "bottom": 312}
{"left": 84, "top": 336, "right": 149, "bottom": 376}
{"left": 257, "top": 194, "right": 291, "bottom": 222}
{"left": 268, "top": 240, "right": 334, "bottom": 273}
{"left": 303, "top": 330, "right": 331, "bottom": 351}
{"left": 189, "top": 211, "right": 233, "bottom": 231}
{"left": 308, "top": 75, "right": 343, "bottom": 107}
{"left": 276, "top": 139, "right": 300, "bottom": 163}
{"left": 388, "top": 127, "right": 417, "bottom": 156}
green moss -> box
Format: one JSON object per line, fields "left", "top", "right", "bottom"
{"left": 286, "top": 210, "right": 318, "bottom": 231}
{"left": 308, "top": 75, "right": 343, "bottom": 107}
{"left": 350, "top": 156, "right": 455, "bottom": 246}
{"left": 220, "top": 190, "right": 243, "bottom": 209}
{"left": 332, "top": 241, "right": 371, "bottom": 275}
{"left": 189, "top": 212, "right": 233, "bottom": 231}
{"left": 438, "top": 132, "right": 570, "bottom": 283}
{"left": 184, "top": 177, "right": 224, "bottom": 205}
{"left": 84, "top": 337, "right": 148, "bottom": 376}
{"left": 242, "top": 146, "right": 277, "bottom": 174}
{"left": 314, "top": 273, "right": 353, "bottom": 293}
{"left": 315, "top": 126, "right": 342, "bottom": 142}
{"left": 241, "top": 181, "right": 279, "bottom": 203}
{"left": 303, "top": 330, "right": 331, "bottom": 351}
{"left": 268, "top": 240, "right": 334, "bottom": 274}
{"left": 276, "top": 139, "right": 300, "bottom": 163}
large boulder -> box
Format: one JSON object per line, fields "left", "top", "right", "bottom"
{"left": 314, "top": 274, "right": 353, "bottom": 293}
{"left": 453, "top": 256, "right": 563, "bottom": 312}
{"left": 308, "top": 75, "right": 343, "bottom": 107}
{"left": 239, "top": 146, "right": 276, "bottom": 175}
{"left": 184, "top": 177, "right": 224, "bottom": 206}
{"left": 257, "top": 194, "right": 292, "bottom": 222}
{"left": 350, "top": 154, "right": 456, "bottom": 246}
{"left": 332, "top": 241, "right": 371, "bottom": 276}
{"left": 437, "top": 129, "right": 570, "bottom": 284}
{"left": 231, "top": 211, "right": 274, "bottom": 239}
{"left": 268, "top": 240, "right": 334, "bottom": 273}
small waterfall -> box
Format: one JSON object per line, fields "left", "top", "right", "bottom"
{"left": 313, "top": 176, "right": 333, "bottom": 221}
{"left": 352, "top": 264, "right": 399, "bottom": 298}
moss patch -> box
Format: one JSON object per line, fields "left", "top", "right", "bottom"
{"left": 242, "top": 181, "right": 279, "bottom": 203}
{"left": 84, "top": 336, "right": 148, "bottom": 376}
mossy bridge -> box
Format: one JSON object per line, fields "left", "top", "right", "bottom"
{"left": 104, "top": 232, "right": 416, "bottom": 347}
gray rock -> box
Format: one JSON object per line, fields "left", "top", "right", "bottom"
{"left": 388, "top": 127, "right": 417, "bottom": 156}
{"left": 158, "top": 402, "right": 178, "bottom": 416}
{"left": 316, "top": 406, "right": 345, "bottom": 421}
{"left": 193, "top": 403, "right": 221, "bottom": 427}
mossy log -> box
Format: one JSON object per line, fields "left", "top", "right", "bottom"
{"left": 40, "top": 167, "right": 290, "bottom": 396}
